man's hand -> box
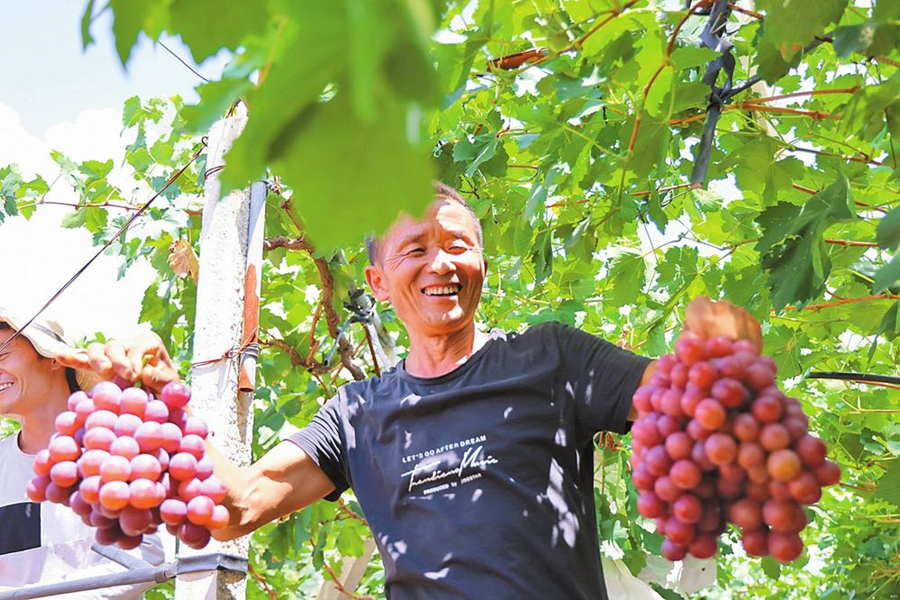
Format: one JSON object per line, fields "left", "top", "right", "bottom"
{"left": 56, "top": 332, "right": 180, "bottom": 394}
{"left": 683, "top": 296, "right": 763, "bottom": 351}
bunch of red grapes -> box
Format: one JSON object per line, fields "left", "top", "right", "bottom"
{"left": 631, "top": 335, "right": 841, "bottom": 563}
{"left": 27, "top": 381, "right": 229, "bottom": 550}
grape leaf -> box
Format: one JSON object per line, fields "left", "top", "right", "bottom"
{"left": 756, "top": 173, "right": 855, "bottom": 310}
{"left": 873, "top": 460, "right": 900, "bottom": 508}
{"left": 168, "top": 0, "right": 271, "bottom": 63}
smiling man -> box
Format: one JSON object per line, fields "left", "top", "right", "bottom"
{"left": 0, "top": 311, "right": 166, "bottom": 597}
{"left": 64, "top": 182, "right": 761, "bottom": 600}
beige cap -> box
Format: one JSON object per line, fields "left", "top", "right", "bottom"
{"left": 0, "top": 308, "right": 103, "bottom": 391}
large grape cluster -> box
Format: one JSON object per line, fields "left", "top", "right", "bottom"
{"left": 631, "top": 335, "right": 841, "bottom": 563}
{"left": 27, "top": 381, "right": 228, "bottom": 550}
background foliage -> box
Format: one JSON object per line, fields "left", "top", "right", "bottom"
{"left": 2, "top": 0, "right": 899, "bottom": 597}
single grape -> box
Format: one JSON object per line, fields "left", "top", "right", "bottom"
{"left": 91, "top": 382, "right": 122, "bottom": 413}
{"left": 160, "top": 498, "right": 188, "bottom": 526}
{"left": 737, "top": 442, "right": 765, "bottom": 470}
{"left": 161, "top": 382, "right": 191, "bottom": 410}
{"left": 90, "top": 509, "right": 117, "bottom": 529}
{"left": 782, "top": 417, "right": 808, "bottom": 441}
{"left": 789, "top": 472, "right": 822, "bottom": 505}
{"left": 77, "top": 447, "right": 109, "bottom": 476}
{"left": 654, "top": 476, "right": 682, "bottom": 503}
{"left": 178, "top": 522, "right": 211, "bottom": 550}
{"left": 728, "top": 499, "right": 763, "bottom": 531}
{"left": 711, "top": 378, "right": 748, "bottom": 408}
{"left": 687, "top": 361, "right": 717, "bottom": 390}
{"left": 670, "top": 363, "right": 689, "bottom": 390}
{"left": 762, "top": 499, "right": 803, "bottom": 532}
{"left": 199, "top": 476, "right": 226, "bottom": 505}
{"left": 130, "top": 454, "right": 163, "bottom": 482}
{"left": 119, "top": 506, "right": 152, "bottom": 536}
{"left": 694, "top": 399, "right": 726, "bottom": 430}
{"left": 645, "top": 446, "right": 672, "bottom": 477}
{"left": 84, "top": 427, "right": 116, "bottom": 452}
{"left": 33, "top": 449, "right": 53, "bottom": 476}
{"left": 696, "top": 502, "right": 722, "bottom": 533}
{"left": 119, "top": 388, "right": 149, "bottom": 418}
{"left": 665, "top": 432, "right": 693, "bottom": 461}
{"left": 169, "top": 452, "right": 199, "bottom": 480}
{"left": 732, "top": 413, "right": 760, "bottom": 443}
{"left": 814, "top": 461, "right": 841, "bottom": 486}
{"left": 746, "top": 465, "right": 770, "bottom": 485}
{"left": 179, "top": 434, "right": 206, "bottom": 460}
{"left": 674, "top": 336, "right": 707, "bottom": 366}
{"left": 129, "top": 478, "right": 164, "bottom": 510}
{"left": 664, "top": 517, "right": 696, "bottom": 545}
{"left": 632, "top": 419, "right": 661, "bottom": 447}
{"left": 85, "top": 410, "right": 118, "bottom": 431}
{"left": 767, "top": 449, "right": 801, "bottom": 482}
{"left": 80, "top": 475, "right": 102, "bottom": 504}
{"left": 134, "top": 421, "right": 164, "bottom": 453}
{"left": 706, "top": 336, "right": 734, "bottom": 358}
{"left": 687, "top": 419, "right": 712, "bottom": 441}
{"left": 741, "top": 529, "right": 768, "bottom": 556}
{"left": 159, "top": 422, "right": 183, "bottom": 454}
{"left": 55, "top": 411, "right": 80, "bottom": 437}
{"left": 195, "top": 455, "right": 215, "bottom": 481}
{"left": 94, "top": 524, "right": 123, "bottom": 546}
{"left": 178, "top": 478, "right": 204, "bottom": 502}
{"left": 795, "top": 435, "right": 827, "bottom": 467}
{"left": 661, "top": 539, "right": 687, "bottom": 561}
{"left": 114, "top": 414, "right": 142, "bottom": 438}
{"left": 69, "top": 491, "right": 92, "bottom": 517}
{"left": 100, "top": 455, "right": 132, "bottom": 483}
{"left": 759, "top": 424, "right": 790, "bottom": 452}
{"left": 50, "top": 461, "right": 79, "bottom": 488}
{"left": 186, "top": 495, "right": 215, "bottom": 526}
{"left": 745, "top": 362, "right": 775, "bottom": 391}
{"left": 632, "top": 463, "right": 656, "bottom": 491}
{"left": 673, "top": 494, "right": 703, "bottom": 524}
{"left": 751, "top": 396, "right": 783, "bottom": 424}
{"left": 716, "top": 355, "right": 746, "bottom": 380}
{"left": 144, "top": 400, "right": 170, "bottom": 424}
{"left": 633, "top": 386, "right": 654, "bottom": 413}
{"left": 704, "top": 433, "right": 737, "bottom": 465}
{"left": 637, "top": 492, "right": 667, "bottom": 519}
{"left": 27, "top": 475, "right": 51, "bottom": 502}
{"left": 716, "top": 477, "right": 743, "bottom": 500}
{"left": 691, "top": 442, "right": 716, "bottom": 472}
{"left": 110, "top": 436, "right": 140, "bottom": 461}
{"left": 117, "top": 534, "right": 143, "bottom": 551}
{"left": 769, "top": 531, "right": 803, "bottom": 563}
{"left": 49, "top": 436, "right": 81, "bottom": 462}
{"left": 99, "top": 480, "right": 131, "bottom": 511}
{"left": 687, "top": 533, "right": 717, "bottom": 559}
{"left": 656, "top": 415, "right": 681, "bottom": 438}
{"left": 208, "top": 505, "right": 230, "bottom": 530}
{"left": 768, "top": 480, "right": 792, "bottom": 501}
{"left": 669, "top": 460, "right": 702, "bottom": 489}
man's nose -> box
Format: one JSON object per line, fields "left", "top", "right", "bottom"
{"left": 427, "top": 249, "right": 456, "bottom": 274}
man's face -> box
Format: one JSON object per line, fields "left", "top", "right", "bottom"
{"left": 0, "top": 329, "right": 61, "bottom": 418}
{"left": 365, "top": 199, "right": 487, "bottom": 338}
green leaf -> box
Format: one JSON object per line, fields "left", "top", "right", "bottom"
{"left": 877, "top": 205, "right": 900, "bottom": 251}
{"left": 873, "top": 460, "right": 900, "bottom": 508}
{"left": 60, "top": 208, "right": 89, "bottom": 229}
{"left": 761, "top": 555, "right": 782, "bottom": 579}
{"left": 756, "top": 173, "right": 855, "bottom": 310}
{"left": 80, "top": 0, "right": 95, "bottom": 50}
{"left": 756, "top": 0, "right": 847, "bottom": 62}
{"left": 873, "top": 251, "right": 900, "bottom": 294}
{"left": 182, "top": 78, "right": 254, "bottom": 132}
{"left": 108, "top": 0, "right": 170, "bottom": 67}
{"left": 168, "top": 0, "right": 271, "bottom": 63}
{"left": 273, "top": 88, "right": 433, "bottom": 250}
{"left": 607, "top": 252, "right": 645, "bottom": 306}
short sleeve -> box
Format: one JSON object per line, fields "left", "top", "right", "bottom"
{"left": 552, "top": 322, "right": 652, "bottom": 435}
{"left": 285, "top": 395, "right": 350, "bottom": 502}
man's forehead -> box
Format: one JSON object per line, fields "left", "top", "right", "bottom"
{"left": 383, "top": 200, "right": 476, "bottom": 244}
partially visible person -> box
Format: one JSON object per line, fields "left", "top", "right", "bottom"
{"left": 0, "top": 309, "right": 167, "bottom": 597}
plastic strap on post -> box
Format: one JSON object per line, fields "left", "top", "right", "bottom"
{"left": 0, "top": 553, "right": 248, "bottom": 600}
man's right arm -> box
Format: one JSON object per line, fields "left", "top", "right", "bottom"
{"left": 206, "top": 440, "right": 336, "bottom": 541}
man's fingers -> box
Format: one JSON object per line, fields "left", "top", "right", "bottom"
{"left": 86, "top": 343, "right": 114, "bottom": 377}
{"left": 55, "top": 348, "right": 91, "bottom": 370}
{"left": 105, "top": 341, "right": 137, "bottom": 382}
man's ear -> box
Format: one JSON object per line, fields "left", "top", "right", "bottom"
{"left": 49, "top": 359, "right": 64, "bottom": 372}
{"left": 365, "top": 264, "right": 390, "bottom": 302}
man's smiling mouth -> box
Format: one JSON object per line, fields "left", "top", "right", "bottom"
{"left": 0, "top": 382, "right": 13, "bottom": 393}
{"left": 422, "top": 284, "right": 462, "bottom": 296}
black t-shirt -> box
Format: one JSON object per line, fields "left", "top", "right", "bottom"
{"left": 287, "top": 321, "right": 651, "bottom": 600}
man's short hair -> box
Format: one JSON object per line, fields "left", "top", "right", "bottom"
{"left": 366, "top": 182, "right": 483, "bottom": 265}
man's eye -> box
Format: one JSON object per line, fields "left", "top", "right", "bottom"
{"left": 407, "top": 248, "right": 425, "bottom": 255}
{"left": 448, "top": 245, "right": 468, "bottom": 254}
